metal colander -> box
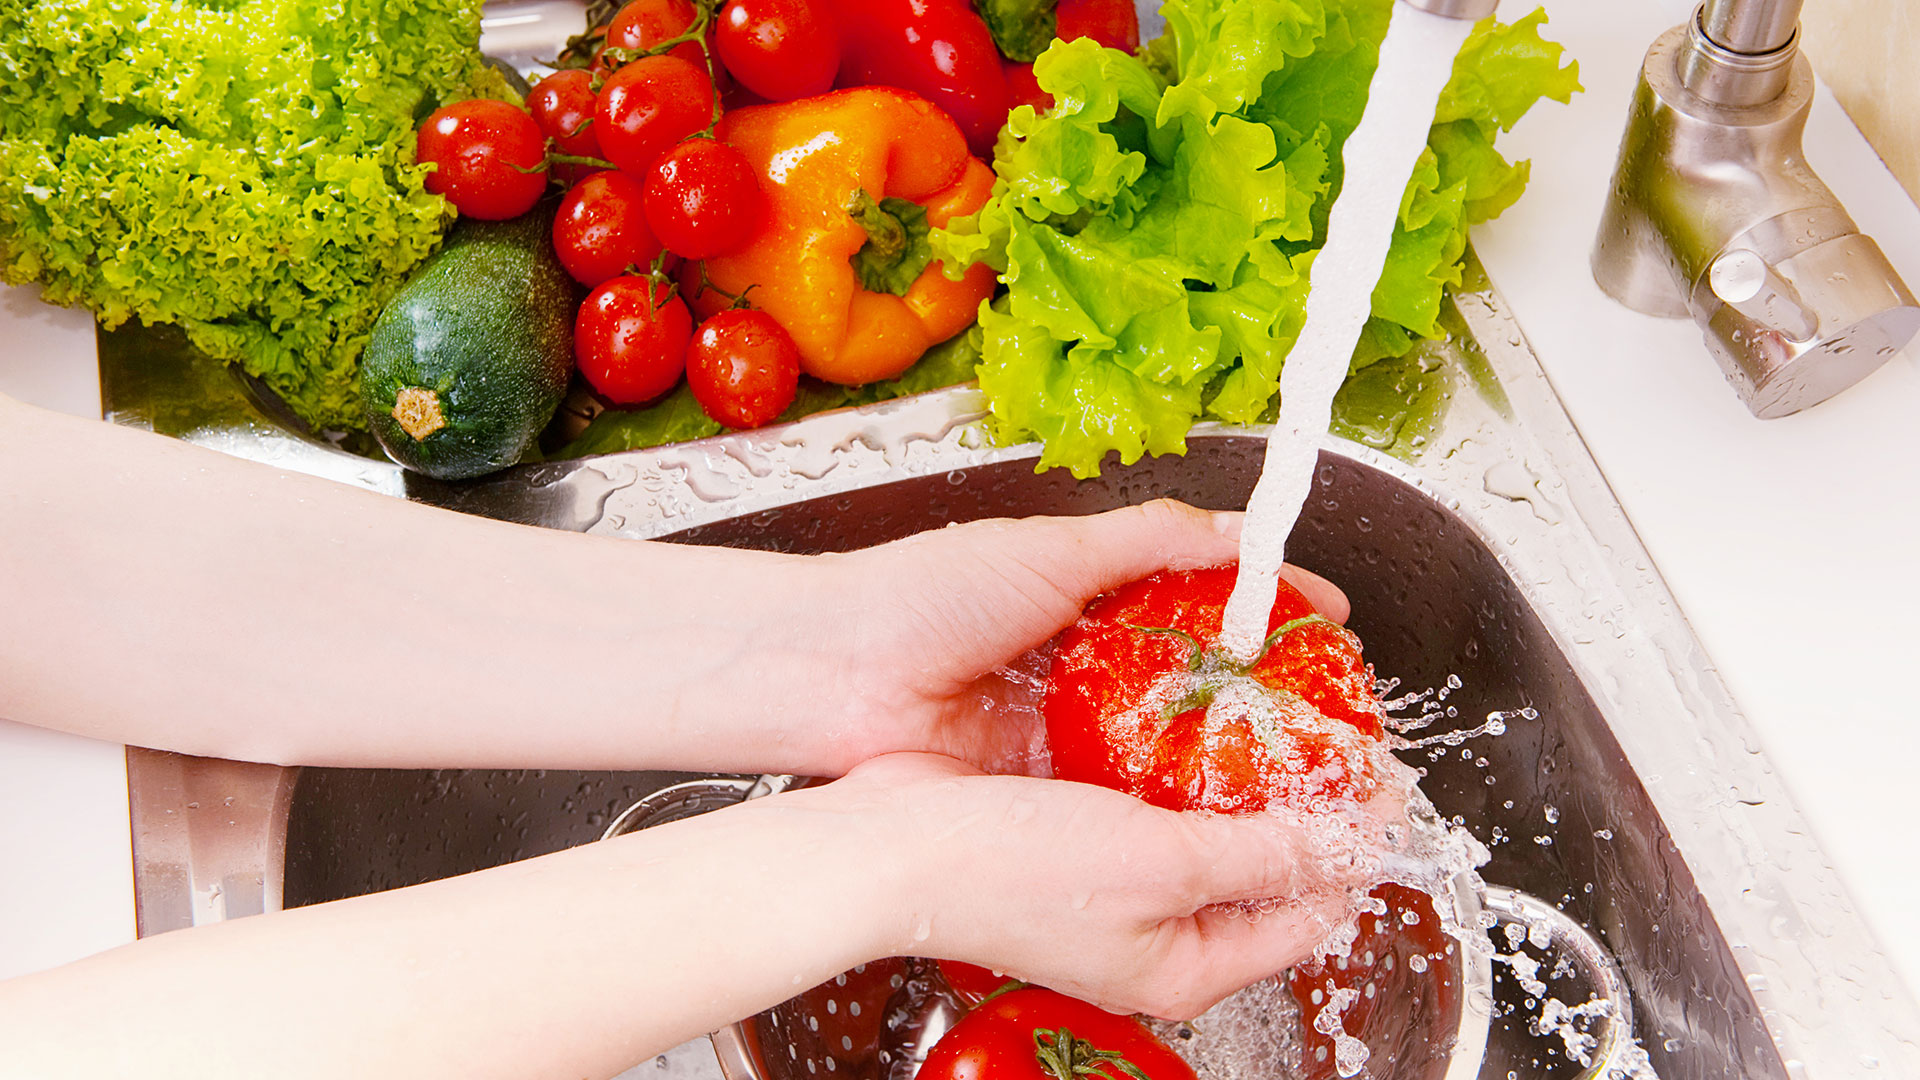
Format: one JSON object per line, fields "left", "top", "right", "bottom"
{"left": 602, "top": 778, "right": 1636, "bottom": 1080}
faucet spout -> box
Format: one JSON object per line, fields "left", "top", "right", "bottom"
{"left": 1590, "top": 2, "right": 1920, "bottom": 418}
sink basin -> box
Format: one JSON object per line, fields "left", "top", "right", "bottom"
{"left": 111, "top": 253, "right": 1920, "bottom": 1078}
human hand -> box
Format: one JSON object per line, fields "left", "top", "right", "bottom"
{"left": 784, "top": 751, "right": 1396, "bottom": 1020}
{"left": 809, "top": 500, "right": 1349, "bottom": 774}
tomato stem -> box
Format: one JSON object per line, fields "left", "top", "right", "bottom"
{"left": 1031, "top": 1028, "right": 1152, "bottom": 1080}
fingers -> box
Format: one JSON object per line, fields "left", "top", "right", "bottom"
{"left": 1279, "top": 564, "right": 1351, "bottom": 624}
{"left": 982, "top": 500, "right": 1245, "bottom": 608}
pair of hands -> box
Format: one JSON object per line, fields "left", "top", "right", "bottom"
{"left": 712, "top": 499, "right": 1380, "bottom": 1019}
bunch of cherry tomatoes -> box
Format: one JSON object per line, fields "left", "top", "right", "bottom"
{"left": 412, "top": 0, "right": 1138, "bottom": 431}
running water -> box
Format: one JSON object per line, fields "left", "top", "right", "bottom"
{"left": 1217, "top": 6, "right": 1476, "bottom": 661}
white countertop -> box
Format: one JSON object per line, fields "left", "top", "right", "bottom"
{"left": 4, "top": 0, "right": 1918, "bottom": 1018}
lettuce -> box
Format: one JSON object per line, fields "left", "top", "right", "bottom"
{"left": 935, "top": 0, "right": 1578, "bottom": 476}
{"left": 0, "top": 0, "right": 510, "bottom": 432}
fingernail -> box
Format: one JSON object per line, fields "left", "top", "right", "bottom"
{"left": 1211, "top": 512, "right": 1244, "bottom": 542}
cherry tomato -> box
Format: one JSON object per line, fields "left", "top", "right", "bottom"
{"left": 715, "top": 0, "right": 840, "bottom": 102}
{"left": 574, "top": 276, "right": 692, "bottom": 405}
{"left": 685, "top": 309, "right": 800, "bottom": 428}
{"left": 919, "top": 988, "right": 1196, "bottom": 1080}
{"left": 643, "top": 138, "right": 764, "bottom": 258}
{"left": 1054, "top": 0, "right": 1140, "bottom": 52}
{"left": 1044, "top": 566, "right": 1388, "bottom": 815}
{"left": 1003, "top": 60, "right": 1051, "bottom": 114}
{"left": 596, "top": 55, "right": 717, "bottom": 176}
{"left": 414, "top": 99, "right": 549, "bottom": 220}
{"left": 603, "top": 0, "right": 707, "bottom": 69}
{"left": 553, "top": 171, "right": 664, "bottom": 288}
{"left": 835, "top": 0, "right": 1008, "bottom": 157}
{"left": 528, "top": 69, "right": 601, "bottom": 155}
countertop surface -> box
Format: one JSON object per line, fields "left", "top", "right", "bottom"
{"left": 3, "top": 0, "right": 1917, "bottom": 1024}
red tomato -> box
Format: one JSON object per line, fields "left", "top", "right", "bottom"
{"left": 415, "top": 99, "right": 549, "bottom": 220}
{"left": 1054, "top": 0, "right": 1140, "bottom": 52}
{"left": 643, "top": 138, "right": 764, "bottom": 258}
{"left": 528, "top": 69, "right": 601, "bottom": 155}
{"left": 553, "top": 171, "right": 664, "bottom": 288}
{"left": 1003, "top": 60, "right": 1051, "bottom": 114}
{"left": 935, "top": 960, "right": 1018, "bottom": 1007}
{"left": 1043, "top": 566, "right": 1388, "bottom": 815}
{"left": 686, "top": 309, "right": 800, "bottom": 428}
{"left": 603, "top": 0, "right": 707, "bottom": 69}
{"left": 715, "top": 0, "right": 840, "bottom": 102}
{"left": 596, "top": 55, "right": 717, "bottom": 175}
{"left": 835, "top": 0, "right": 1009, "bottom": 157}
{"left": 1287, "top": 883, "right": 1457, "bottom": 1080}
{"left": 575, "top": 276, "right": 692, "bottom": 404}
{"left": 920, "top": 988, "right": 1196, "bottom": 1080}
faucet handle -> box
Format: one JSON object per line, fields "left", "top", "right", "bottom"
{"left": 1697, "top": 234, "right": 1920, "bottom": 418}
{"left": 1708, "top": 249, "right": 1818, "bottom": 342}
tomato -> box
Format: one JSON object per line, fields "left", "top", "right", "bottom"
{"left": 553, "top": 171, "right": 664, "bottom": 288}
{"left": 415, "top": 99, "right": 549, "bottom": 221}
{"left": 920, "top": 988, "right": 1195, "bottom": 1080}
{"left": 685, "top": 308, "right": 800, "bottom": 427}
{"left": 1003, "top": 61, "right": 1051, "bottom": 115}
{"left": 528, "top": 69, "right": 601, "bottom": 156}
{"left": 1287, "top": 883, "right": 1456, "bottom": 1080}
{"left": 643, "top": 138, "right": 764, "bottom": 259}
{"left": 1043, "top": 566, "right": 1387, "bottom": 815}
{"left": 602, "top": 0, "right": 707, "bottom": 69}
{"left": 574, "top": 276, "right": 692, "bottom": 405}
{"left": 715, "top": 0, "right": 840, "bottom": 102}
{"left": 835, "top": 0, "right": 1009, "bottom": 157}
{"left": 936, "top": 960, "right": 1018, "bottom": 1007}
{"left": 596, "top": 55, "right": 717, "bottom": 175}
{"left": 1054, "top": 0, "right": 1140, "bottom": 52}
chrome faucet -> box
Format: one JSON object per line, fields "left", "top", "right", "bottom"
{"left": 1592, "top": 0, "right": 1920, "bottom": 418}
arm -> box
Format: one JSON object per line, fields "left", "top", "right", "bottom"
{"left": 0, "top": 754, "right": 1383, "bottom": 1080}
{"left": 0, "top": 393, "right": 1347, "bottom": 774}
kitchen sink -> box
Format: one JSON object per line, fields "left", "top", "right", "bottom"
{"left": 108, "top": 253, "right": 1920, "bottom": 1078}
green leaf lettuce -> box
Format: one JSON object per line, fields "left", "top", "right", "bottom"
{"left": 933, "top": 0, "right": 1579, "bottom": 476}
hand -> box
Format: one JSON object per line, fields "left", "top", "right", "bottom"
{"left": 809, "top": 500, "right": 1350, "bottom": 773}
{"left": 786, "top": 751, "right": 1395, "bottom": 1020}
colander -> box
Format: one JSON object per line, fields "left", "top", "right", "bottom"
{"left": 602, "top": 777, "right": 1635, "bottom": 1080}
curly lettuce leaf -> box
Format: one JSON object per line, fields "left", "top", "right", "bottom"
{"left": 935, "top": 0, "right": 1578, "bottom": 476}
{"left": 0, "top": 0, "right": 506, "bottom": 431}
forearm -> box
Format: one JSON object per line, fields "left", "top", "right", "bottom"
{"left": 0, "top": 793, "right": 907, "bottom": 1080}
{"left": 0, "top": 395, "right": 861, "bottom": 770}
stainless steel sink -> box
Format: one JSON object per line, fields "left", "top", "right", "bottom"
{"left": 108, "top": 254, "right": 1920, "bottom": 1078}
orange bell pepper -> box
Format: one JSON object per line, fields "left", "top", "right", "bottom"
{"left": 687, "top": 87, "right": 998, "bottom": 386}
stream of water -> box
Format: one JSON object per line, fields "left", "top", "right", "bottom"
{"left": 1216, "top": 5, "right": 1474, "bottom": 661}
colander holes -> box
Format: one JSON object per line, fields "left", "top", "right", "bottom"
{"left": 841, "top": 1036, "right": 853, "bottom": 1052}
{"left": 1364, "top": 983, "right": 1377, "bottom": 999}
{"left": 1383, "top": 954, "right": 1395, "bottom": 971}
{"left": 808, "top": 1017, "right": 820, "bottom": 1032}
{"left": 1362, "top": 950, "right": 1375, "bottom": 966}
{"left": 826, "top": 1059, "right": 837, "bottom": 1073}
{"left": 890, "top": 974, "right": 905, "bottom": 989}
{"left": 807, "top": 1061, "right": 817, "bottom": 1074}
{"left": 1315, "top": 1047, "right": 1329, "bottom": 1063}
{"left": 848, "top": 1002, "right": 861, "bottom": 1017}
{"left": 1310, "top": 988, "right": 1324, "bottom": 1005}
{"left": 827, "top": 1000, "right": 837, "bottom": 1014}
{"left": 788, "top": 1046, "right": 798, "bottom": 1061}
{"left": 854, "top": 964, "right": 868, "bottom": 974}
{"left": 835, "top": 974, "right": 848, "bottom": 987}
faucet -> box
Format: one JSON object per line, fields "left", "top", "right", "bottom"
{"left": 1591, "top": 0, "right": 1920, "bottom": 418}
